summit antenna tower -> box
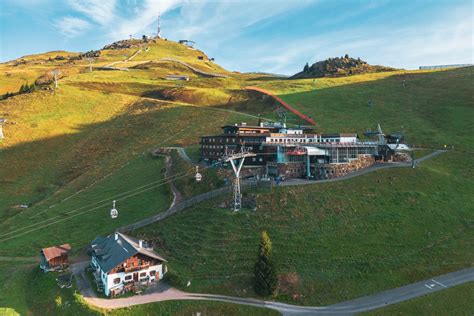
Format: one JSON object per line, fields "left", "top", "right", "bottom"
{"left": 156, "top": 13, "right": 161, "bottom": 38}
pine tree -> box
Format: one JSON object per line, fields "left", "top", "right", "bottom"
{"left": 19, "top": 84, "right": 26, "bottom": 94}
{"left": 254, "top": 231, "right": 277, "bottom": 296}
{"left": 303, "top": 62, "right": 309, "bottom": 72}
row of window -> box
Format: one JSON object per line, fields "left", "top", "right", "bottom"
{"left": 286, "top": 168, "right": 303, "bottom": 174}
{"left": 203, "top": 138, "right": 236, "bottom": 143}
{"left": 202, "top": 145, "right": 225, "bottom": 149}
{"left": 205, "top": 152, "right": 223, "bottom": 156}
{"left": 113, "top": 270, "right": 157, "bottom": 284}
{"left": 268, "top": 138, "right": 342, "bottom": 143}
{"left": 203, "top": 137, "right": 265, "bottom": 144}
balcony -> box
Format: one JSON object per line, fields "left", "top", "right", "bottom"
{"left": 123, "top": 264, "right": 150, "bottom": 273}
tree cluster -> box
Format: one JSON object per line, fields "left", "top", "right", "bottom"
{"left": 1, "top": 82, "right": 37, "bottom": 100}
{"left": 292, "top": 54, "right": 395, "bottom": 79}
{"left": 19, "top": 83, "right": 37, "bottom": 93}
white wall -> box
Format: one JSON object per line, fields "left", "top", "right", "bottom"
{"left": 339, "top": 136, "right": 357, "bottom": 143}
{"left": 104, "top": 263, "right": 165, "bottom": 296}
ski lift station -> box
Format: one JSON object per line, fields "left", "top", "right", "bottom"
{"left": 200, "top": 121, "right": 411, "bottom": 180}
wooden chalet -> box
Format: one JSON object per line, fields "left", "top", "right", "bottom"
{"left": 89, "top": 232, "right": 167, "bottom": 297}
{"left": 39, "top": 244, "right": 71, "bottom": 272}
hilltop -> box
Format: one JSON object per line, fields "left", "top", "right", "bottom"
{"left": 0, "top": 35, "right": 472, "bottom": 315}
{"left": 291, "top": 55, "right": 396, "bottom": 79}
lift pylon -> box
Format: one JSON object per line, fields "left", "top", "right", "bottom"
{"left": 220, "top": 147, "right": 256, "bottom": 211}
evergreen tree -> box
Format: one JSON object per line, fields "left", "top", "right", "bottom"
{"left": 303, "top": 62, "right": 309, "bottom": 72}
{"left": 29, "top": 83, "right": 37, "bottom": 92}
{"left": 254, "top": 231, "right": 277, "bottom": 296}
{"left": 19, "top": 84, "right": 26, "bottom": 94}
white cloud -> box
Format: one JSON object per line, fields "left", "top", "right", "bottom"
{"left": 219, "top": 6, "right": 473, "bottom": 74}
{"left": 51, "top": 0, "right": 472, "bottom": 73}
{"left": 67, "top": 0, "right": 117, "bottom": 26}
{"left": 55, "top": 16, "right": 91, "bottom": 37}
{"left": 108, "top": 0, "right": 183, "bottom": 40}
{"left": 167, "top": 0, "right": 312, "bottom": 44}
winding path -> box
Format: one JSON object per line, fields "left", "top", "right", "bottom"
{"left": 158, "top": 58, "right": 229, "bottom": 78}
{"left": 245, "top": 86, "right": 317, "bottom": 125}
{"left": 72, "top": 261, "right": 474, "bottom": 315}
{"left": 73, "top": 149, "right": 464, "bottom": 314}
{"left": 117, "top": 150, "right": 447, "bottom": 233}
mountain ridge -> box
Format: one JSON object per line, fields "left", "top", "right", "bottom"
{"left": 291, "top": 55, "right": 397, "bottom": 79}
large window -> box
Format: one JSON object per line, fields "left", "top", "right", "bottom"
{"left": 140, "top": 272, "right": 147, "bottom": 277}
{"left": 113, "top": 278, "right": 121, "bottom": 284}
{"left": 125, "top": 275, "right": 132, "bottom": 281}
{"left": 149, "top": 270, "right": 156, "bottom": 276}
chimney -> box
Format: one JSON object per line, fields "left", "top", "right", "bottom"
{"left": 139, "top": 240, "right": 143, "bottom": 248}
{"left": 115, "top": 233, "right": 119, "bottom": 241}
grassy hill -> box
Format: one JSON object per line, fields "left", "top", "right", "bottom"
{"left": 291, "top": 55, "right": 396, "bottom": 79}
{"left": 0, "top": 36, "right": 472, "bottom": 315}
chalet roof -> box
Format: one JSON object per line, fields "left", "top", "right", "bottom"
{"left": 90, "top": 232, "right": 166, "bottom": 273}
{"left": 41, "top": 244, "right": 71, "bottom": 261}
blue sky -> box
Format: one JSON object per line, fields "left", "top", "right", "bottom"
{"left": 0, "top": 0, "right": 472, "bottom": 75}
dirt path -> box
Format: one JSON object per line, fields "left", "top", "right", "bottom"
{"left": 72, "top": 261, "right": 474, "bottom": 315}
{"left": 158, "top": 58, "right": 229, "bottom": 78}
{"left": 0, "top": 256, "right": 38, "bottom": 262}
{"left": 118, "top": 150, "right": 447, "bottom": 233}
{"left": 103, "top": 48, "right": 142, "bottom": 69}
{"left": 245, "top": 86, "right": 316, "bottom": 125}
{"left": 151, "top": 149, "right": 183, "bottom": 207}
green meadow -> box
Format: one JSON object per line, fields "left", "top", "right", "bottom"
{"left": 0, "top": 38, "right": 472, "bottom": 314}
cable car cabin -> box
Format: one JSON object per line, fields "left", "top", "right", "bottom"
{"left": 195, "top": 166, "right": 202, "bottom": 182}
{"left": 40, "top": 244, "right": 71, "bottom": 272}
{"left": 110, "top": 200, "right": 118, "bottom": 219}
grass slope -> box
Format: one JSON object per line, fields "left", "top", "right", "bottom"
{"left": 0, "top": 41, "right": 472, "bottom": 315}
{"left": 250, "top": 67, "right": 474, "bottom": 149}
{"left": 0, "top": 263, "right": 279, "bottom": 316}
{"left": 364, "top": 282, "right": 474, "bottom": 315}
{"left": 135, "top": 151, "right": 473, "bottom": 306}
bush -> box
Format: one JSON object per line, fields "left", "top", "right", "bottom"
{"left": 164, "top": 268, "right": 187, "bottom": 288}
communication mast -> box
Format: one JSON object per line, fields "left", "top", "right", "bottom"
{"left": 220, "top": 147, "right": 256, "bottom": 211}
{"left": 156, "top": 13, "right": 161, "bottom": 39}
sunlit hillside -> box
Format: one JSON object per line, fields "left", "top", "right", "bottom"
{"left": 0, "top": 36, "right": 472, "bottom": 314}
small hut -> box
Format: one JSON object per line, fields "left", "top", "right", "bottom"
{"left": 40, "top": 244, "right": 71, "bottom": 272}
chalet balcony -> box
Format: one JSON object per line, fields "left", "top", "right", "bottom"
{"left": 122, "top": 264, "right": 151, "bottom": 273}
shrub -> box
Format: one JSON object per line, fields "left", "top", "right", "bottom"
{"left": 164, "top": 268, "right": 187, "bottom": 288}
{"left": 254, "top": 231, "right": 277, "bottom": 296}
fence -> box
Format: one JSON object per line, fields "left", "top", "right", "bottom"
{"left": 117, "top": 181, "right": 268, "bottom": 233}
{"left": 419, "top": 64, "right": 472, "bottom": 70}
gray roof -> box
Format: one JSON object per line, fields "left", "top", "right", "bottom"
{"left": 90, "top": 232, "right": 166, "bottom": 273}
